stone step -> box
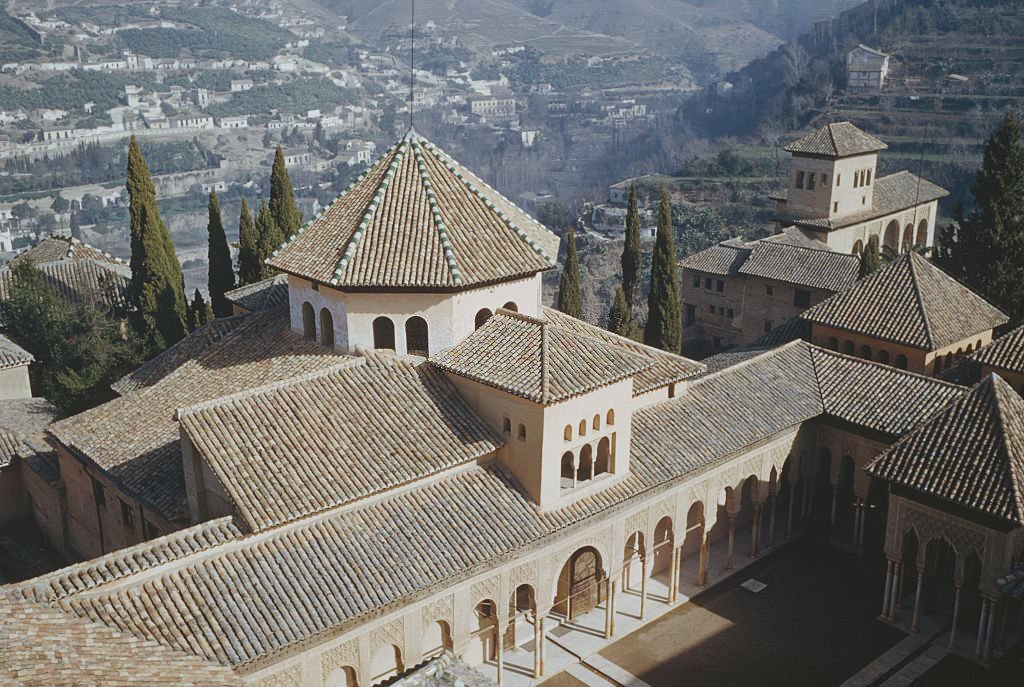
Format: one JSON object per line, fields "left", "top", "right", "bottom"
{"left": 566, "top": 663, "right": 618, "bottom": 687}
{"left": 582, "top": 655, "right": 652, "bottom": 687}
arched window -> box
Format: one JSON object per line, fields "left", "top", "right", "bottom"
{"left": 852, "top": 240, "right": 864, "bottom": 256}
{"left": 877, "top": 349, "right": 890, "bottom": 364}
{"left": 319, "top": 308, "right": 334, "bottom": 347}
{"left": 578, "top": 420, "right": 587, "bottom": 437}
{"left": 503, "top": 301, "right": 518, "bottom": 312}
{"left": 915, "top": 219, "right": 928, "bottom": 247}
{"left": 517, "top": 423, "right": 526, "bottom": 441}
{"left": 503, "top": 417, "right": 511, "bottom": 434}
{"left": 405, "top": 316, "right": 429, "bottom": 357}
{"left": 577, "top": 445, "right": 593, "bottom": 482}
{"left": 561, "top": 451, "right": 574, "bottom": 482}
{"left": 563, "top": 424, "right": 572, "bottom": 441}
{"left": 902, "top": 224, "right": 914, "bottom": 252}
{"left": 475, "top": 308, "right": 493, "bottom": 330}
{"left": 843, "top": 340, "right": 855, "bottom": 355}
{"left": 592, "top": 414, "right": 600, "bottom": 431}
{"left": 606, "top": 409, "right": 615, "bottom": 425}
{"left": 884, "top": 221, "right": 900, "bottom": 253}
{"left": 859, "top": 345, "right": 872, "bottom": 360}
{"left": 595, "top": 437, "right": 611, "bottom": 475}
{"left": 372, "top": 316, "right": 395, "bottom": 350}
{"left": 895, "top": 354, "right": 908, "bottom": 370}
{"left": 943, "top": 353, "right": 953, "bottom": 370}
{"left": 826, "top": 336, "right": 839, "bottom": 351}
{"left": 302, "top": 302, "right": 316, "bottom": 340}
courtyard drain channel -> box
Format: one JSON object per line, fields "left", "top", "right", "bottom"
{"left": 839, "top": 626, "right": 947, "bottom": 687}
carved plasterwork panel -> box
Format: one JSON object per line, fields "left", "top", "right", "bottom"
{"left": 471, "top": 575, "right": 501, "bottom": 606}
{"left": 421, "top": 595, "right": 453, "bottom": 628}
{"left": 320, "top": 639, "right": 359, "bottom": 680}
{"left": 370, "top": 617, "right": 404, "bottom": 652}
{"left": 508, "top": 560, "right": 538, "bottom": 592}
{"left": 254, "top": 665, "right": 301, "bottom": 687}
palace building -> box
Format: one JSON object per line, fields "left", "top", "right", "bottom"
{"left": 1, "top": 130, "right": 1022, "bottom": 687}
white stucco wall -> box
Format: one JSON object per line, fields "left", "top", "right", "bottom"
{"left": 0, "top": 365, "right": 32, "bottom": 400}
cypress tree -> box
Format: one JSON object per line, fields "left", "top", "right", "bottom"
{"left": 189, "top": 289, "right": 212, "bottom": 331}
{"left": 937, "top": 113, "right": 1024, "bottom": 321}
{"left": 557, "top": 229, "right": 582, "bottom": 319}
{"left": 69, "top": 211, "right": 81, "bottom": 240}
{"left": 622, "top": 184, "right": 642, "bottom": 304}
{"left": 256, "top": 199, "right": 284, "bottom": 278}
{"left": 859, "top": 235, "right": 882, "bottom": 278}
{"left": 269, "top": 145, "right": 303, "bottom": 240}
{"left": 237, "top": 198, "right": 262, "bottom": 286}
{"left": 607, "top": 285, "right": 633, "bottom": 337}
{"left": 644, "top": 188, "right": 682, "bottom": 353}
{"left": 125, "top": 135, "right": 188, "bottom": 354}
{"left": 206, "top": 190, "right": 235, "bottom": 318}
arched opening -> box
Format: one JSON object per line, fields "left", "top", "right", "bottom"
{"left": 302, "top": 302, "right": 316, "bottom": 340}
{"left": 369, "top": 644, "right": 403, "bottom": 685}
{"left": 899, "top": 529, "right": 919, "bottom": 606}
{"left": 739, "top": 475, "right": 759, "bottom": 543}
{"left": 902, "top": 224, "right": 914, "bottom": 252}
{"left": 405, "top": 316, "right": 429, "bottom": 357}
{"left": 502, "top": 301, "right": 518, "bottom": 312}
{"left": 554, "top": 547, "right": 605, "bottom": 620}
{"left": 606, "top": 409, "right": 615, "bottom": 425}
{"left": 592, "top": 414, "right": 601, "bottom": 431}
{"left": 372, "top": 316, "right": 395, "bottom": 350}
{"left": 808, "top": 448, "right": 833, "bottom": 533}
{"left": 560, "top": 451, "right": 575, "bottom": 489}
{"left": 834, "top": 455, "right": 855, "bottom": 544}
{"left": 563, "top": 425, "right": 572, "bottom": 441}
{"left": 916, "top": 219, "right": 928, "bottom": 247}
{"left": 682, "top": 501, "right": 705, "bottom": 583}
{"left": 325, "top": 666, "right": 359, "bottom": 687}
{"left": 852, "top": 239, "right": 864, "bottom": 255}
{"left": 576, "top": 444, "right": 593, "bottom": 483}
{"left": 877, "top": 349, "right": 890, "bottom": 365}
{"left": 470, "top": 600, "right": 498, "bottom": 665}
{"left": 475, "top": 308, "right": 493, "bottom": 330}
{"left": 922, "top": 538, "right": 956, "bottom": 617}
{"left": 578, "top": 420, "right": 587, "bottom": 437}
{"left": 517, "top": 423, "right": 526, "bottom": 441}
{"left": 843, "top": 340, "right": 855, "bottom": 355}
{"left": 884, "top": 220, "right": 900, "bottom": 253}
{"left": 961, "top": 554, "right": 983, "bottom": 636}
{"left": 319, "top": 308, "right": 334, "bottom": 347}
{"left": 895, "top": 354, "right": 908, "bottom": 370}
{"left": 421, "top": 620, "right": 452, "bottom": 661}
{"left": 595, "top": 436, "right": 611, "bottom": 476}
{"left": 859, "top": 344, "right": 872, "bottom": 360}
{"left": 622, "top": 531, "right": 645, "bottom": 593}
{"left": 943, "top": 352, "right": 953, "bottom": 370}
{"left": 826, "top": 336, "right": 839, "bottom": 351}
{"left": 505, "top": 584, "right": 536, "bottom": 649}
{"left": 652, "top": 516, "right": 674, "bottom": 576}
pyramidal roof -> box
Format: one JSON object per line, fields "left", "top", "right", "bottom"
{"left": 867, "top": 374, "right": 1024, "bottom": 524}
{"left": 268, "top": 130, "right": 559, "bottom": 289}
{"left": 784, "top": 121, "right": 888, "bottom": 158}
{"left": 802, "top": 252, "right": 1008, "bottom": 350}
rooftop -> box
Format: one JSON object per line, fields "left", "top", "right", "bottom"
{"left": 868, "top": 374, "right": 1024, "bottom": 525}
{"left": 223, "top": 274, "right": 289, "bottom": 314}
{"left": 802, "top": 252, "right": 1008, "bottom": 350}
{"left": 268, "top": 131, "right": 559, "bottom": 290}
{"left": 0, "top": 333, "right": 32, "bottom": 370}
{"left": 5, "top": 235, "right": 124, "bottom": 268}
{"left": 0, "top": 257, "right": 131, "bottom": 314}
{"left": 971, "top": 324, "right": 1024, "bottom": 375}
{"left": 784, "top": 121, "right": 888, "bottom": 158}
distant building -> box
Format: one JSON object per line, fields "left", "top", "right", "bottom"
{"left": 230, "top": 79, "right": 254, "bottom": 92}
{"left": 171, "top": 115, "right": 215, "bottom": 130}
{"left": 469, "top": 89, "right": 517, "bottom": 125}
{"left": 847, "top": 45, "right": 889, "bottom": 92}
{"left": 218, "top": 115, "right": 249, "bottom": 129}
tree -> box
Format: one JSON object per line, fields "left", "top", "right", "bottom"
{"left": 50, "top": 192, "right": 70, "bottom": 214}
{"left": 557, "top": 229, "right": 582, "bottom": 319}
{"left": 859, "top": 235, "right": 882, "bottom": 277}
{"left": 0, "top": 261, "right": 142, "bottom": 413}
{"left": 69, "top": 211, "right": 81, "bottom": 240}
{"left": 236, "top": 198, "right": 262, "bottom": 286}
{"left": 269, "top": 145, "right": 303, "bottom": 239}
{"left": 206, "top": 190, "right": 235, "bottom": 318}
{"left": 188, "top": 289, "right": 212, "bottom": 332}
{"left": 644, "top": 188, "right": 682, "bottom": 353}
{"left": 607, "top": 285, "right": 633, "bottom": 337}
{"left": 937, "top": 113, "right": 1024, "bottom": 322}
{"left": 255, "top": 199, "right": 283, "bottom": 277}
{"left": 622, "top": 184, "right": 642, "bottom": 305}
{"left": 125, "top": 135, "right": 188, "bottom": 355}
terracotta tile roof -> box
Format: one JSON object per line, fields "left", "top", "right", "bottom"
{"left": 432, "top": 310, "right": 654, "bottom": 403}
{"left": 178, "top": 356, "right": 502, "bottom": 532}
{"left": 48, "top": 309, "right": 345, "bottom": 521}
{"left": 738, "top": 241, "right": 860, "bottom": 291}
{"left": 0, "top": 258, "right": 131, "bottom": 313}
{"left": 0, "top": 398, "right": 61, "bottom": 469}
{"left": 802, "top": 252, "right": 1008, "bottom": 350}
{"left": 867, "top": 374, "right": 1024, "bottom": 524}
{"left": 6, "top": 235, "right": 124, "bottom": 268}
{"left": 784, "top": 122, "right": 888, "bottom": 157}
{"left": 0, "top": 595, "right": 241, "bottom": 686}
{"left": 541, "top": 307, "right": 704, "bottom": 393}
{"left": 111, "top": 315, "right": 250, "bottom": 395}
{"left": 774, "top": 171, "right": 948, "bottom": 231}
{"left": 972, "top": 324, "right": 1024, "bottom": 375}
{"left": 0, "top": 333, "right": 32, "bottom": 370}
{"left": 268, "top": 131, "right": 559, "bottom": 289}
{"left": 759, "top": 226, "right": 831, "bottom": 250}
{"left": 678, "top": 241, "right": 749, "bottom": 276}
{"left": 224, "top": 274, "right": 289, "bottom": 313}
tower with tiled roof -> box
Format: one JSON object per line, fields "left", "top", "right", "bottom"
{"left": 267, "top": 130, "right": 560, "bottom": 357}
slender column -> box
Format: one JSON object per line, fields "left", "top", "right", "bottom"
{"left": 984, "top": 599, "right": 997, "bottom": 660}
{"left": 894, "top": 562, "right": 904, "bottom": 611}
{"left": 911, "top": 569, "right": 924, "bottom": 633}
{"left": 881, "top": 560, "right": 894, "bottom": 618}
{"left": 948, "top": 585, "right": 961, "bottom": 650}
{"left": 726, "top": 516, "right": 736, "bottom": 570}
{"left": 786, "top": 486, "right": 795, "bottom": 536}
{"left": 752, "top": 505, "right": 763, "bottom": 556}
{"left": 639, "top": 556, "right": 647, "bottom": 619}
{"left": 669, "top": 547, "right": 680, "bottom": 603}
{"left": 767, "top": 496, "right": 777, "bottom": 548}
{"left": 606, "top": 578, "right": 616, "bottom": 638}
{"left": 976, "top": 600, "right": 990, "bottom": 658}
{"left": 538, "top": 615, "right": 546, "bottom": 675}
{"left": 496, "top": 625, "right": 504, "bottom": 685}
{"left": 853, "top": 502, "right": 862, "bottom": 550}
{"left": 698, "top": 533, "right": 709, "bottom": 587}
{"left": 886, "top": 562, "right": 900, "bottom": 620}
{"left": 533, "top": 614, "right": 542, "bottom": 677}
{"left": 830, "top": 485, "right": 838, "bottom": 530}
